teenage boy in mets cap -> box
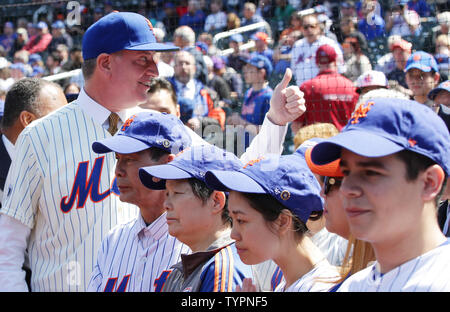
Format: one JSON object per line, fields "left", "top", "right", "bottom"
{"left": 138, "top": 144, "right": 254, "bottom": 292}
{"left": 0, "top": 12, "right": 179, "bottom": 291}
{"left": 309, "top": 98, "right": 450, "bottom": 291}
{"left": 88, "top": 111, "right": 192, "bottom": 292}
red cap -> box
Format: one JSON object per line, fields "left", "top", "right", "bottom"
{"left": 315, "top": 44, "right": 337, "bottom": 65}
{"left": 390, "top": 39, "right": 412, "bottom": 52}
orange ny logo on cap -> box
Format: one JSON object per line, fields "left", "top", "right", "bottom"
{"left": 350, "top": 101, "right": 374, "bottom": 124}
{"left": 243, "top": 156, "right": 265, "bottom": 169}
{"left": 121, "top": 115, "right": 136, "bottom": 132}
{"left": 144, "top": 17, "right": 155, "bottom": 36}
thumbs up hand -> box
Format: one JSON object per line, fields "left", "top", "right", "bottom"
{"left": 266, "top": 68, "right": 306, "bottom": 126}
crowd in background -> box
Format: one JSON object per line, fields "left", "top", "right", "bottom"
{"left": 0, "top": 0, "right": 449, "bottom": 153}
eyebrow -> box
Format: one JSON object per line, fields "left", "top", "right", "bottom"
{"left": 230, "top": 210, "right": 245, "bottom": 216}
{"left": 340, "top": 159, "right": 388, "bottom": 170}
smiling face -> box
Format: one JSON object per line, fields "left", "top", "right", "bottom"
{"left": 109, "top": 50, "right": 159, "bottom": 108}
{"left": 228, "top": 191, "right": 280, "bottom": 265}
{"left": 338, "top": 149, "right": 424, "bottom": 245}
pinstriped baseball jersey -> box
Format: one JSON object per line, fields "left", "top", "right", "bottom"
{"left": 274, "top": 259, "right": 340, "bottom": 292}
{"left": 337, "top": 239, "right": 450, "bottom": 292}
{"left": 0, "top": 99, "right": 139, "bottom": 291}
{"left": 311, "top": 228, "right": 349, "bottom": 266}
{"left": 87, "top": 212, "right": 190, "bottom": 292}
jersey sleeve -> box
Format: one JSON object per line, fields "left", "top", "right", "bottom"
{"left": 1, "top": 128, "right": 45, "bottom": 229}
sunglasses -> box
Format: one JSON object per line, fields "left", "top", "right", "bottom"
{"left": 303, "top": 24, "right": 318, "bottom": 30}
{"left": 323, "top": 176, "right": 343, "bottom": 195}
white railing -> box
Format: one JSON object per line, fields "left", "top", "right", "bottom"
{"left": 43, "top": 68, "right": 81, "bottom": 82}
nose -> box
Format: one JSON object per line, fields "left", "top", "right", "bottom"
{"left": 230, "top": 224, "right": 241, "bottom": 242}
{"left": 115, "top": 158, "right": 125, "bottom": 177}
{"left": 163, "top": 193, "right": 172, "bottom": 211}
{"left": 339, "top": 175, "right": 362, "bottom": 200}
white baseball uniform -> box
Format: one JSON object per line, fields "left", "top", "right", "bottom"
{"left": 274, "top": 259, "right": 340, "bottom": 292}
{"left": 290, "top": 36, "right": 346, "bottom": 86}
{"left": 0, "top": 89, "right": 139, "bottom": 291}
{"left": 337, "top": 239, "right": 450, "bottom": 292}
{"left": 87, "top": 212, "right": 190, "bottom": 292}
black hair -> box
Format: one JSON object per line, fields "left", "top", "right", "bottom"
{"left": 1, "top": 78, "right": 60, "bottom": 130}
{"left": 147, "top": 146, "right": 170, "bottom": 162}
{"left": 147, "top": 77, "right": 178, "bottom": 107}
{"left": 187, "top": 178, "right": 232, "bottom": 225}
{"left": 240, "top": 192, "right": 323, "bottom": 240}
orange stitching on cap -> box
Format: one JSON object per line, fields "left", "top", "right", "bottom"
{"left": 350, "top": 101, "right": 374, "bottom": 124}
{"left": 243, "top": 156, "right": 265, "bottom": 169}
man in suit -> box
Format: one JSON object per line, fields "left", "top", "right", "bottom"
{"left": 0, "top": 78, "right": 67, "bottom": 207}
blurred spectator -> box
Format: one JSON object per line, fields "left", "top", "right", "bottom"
{"left": 176, "top": 0, "right": 189, "bottom": 17}
{"left": 354, "top": 70, "right": 388, "bottom": 96}
{"left": 225, "top": 34, "right": 250, "bottom": 72}
{"left": 23, "top": 22, "right": 52, "bottom": 55}
{"left": 342, "top": 35, "right": 372, "bottom": 82}
{"left": 339, "top": 1, "right": 357, "bottom": 21}
{"left": 197, "top": 33, "right": 219, "bottom": 56}
{"left": 63, "top": 82, "right": 80, "bottom": 96}
{"left": 405, "top": 51, "right": 440, "bottom": 107}
{"left": 279, "top": 10, "right": 303, "bottom": 39}
{"left": 0, "top": 60, "right": 14, "bottom": 93}
{"left": 273, "top": 0, "right": 296, "bottom": 37}
{"left": 152, "top": 28, "right": 175, "bottom": 78}
{"left": 48, "top": 21, "right": 73, "bottom": 53}
{"left": 291, "top": 13, "right": 346, "bottom": 86}
{"left": 0, "top": 22, "right": 17, "bottom": 56}
{"left": 8, "top": 28, "right": 28, "bottom": 59}
{"left": 168, "top": 50, "right": 225, "bottom": 130}
{"left": 257, "top": 0, "right": 275, "bottom": 21}
{"left": 9, "top": 63, "right": 27, "bottom": 81}
{"left": 204, "top": 0, "right": 227, "bottom": 34}
{"left": 61, "top": 46, "right": 82, "bottom": 72}
{"left": 338, "top": 17, "right": 367, "bottom": 53}
{"left": 386, "top": 38, "right": 412, "bottom": 90}
{"left": 434, "top": 35, "right": 449, "bottom": 80}
{"left": 224, "top": 0, "right": 243, "bottom": 13}
{"left": 163, "top": 3, "right": 181, "bottom": 39}
{"left": 45, "top": 51, "right": 63, "bottom": 76}
{"left": 375, "top": 35, "right": 406, "bottom": 74}
{"left": 205, "top": 55, "right": 232, "bottom": 107}
{"left": 241, "top": 2, "right": 266, "bottom": 37}
{"left": 250, "top": 32, "right": 274, "bottom": 63}
{"left": 226, "top": 12, "right": 241, "bottom": 31}
{"left": 179, "top": 0, "right": 206, "bottom": 34}
{"left": 55, "top": 44, "right": 69, "bottom": 69}
{"left": 273, "top": 30, "right": 302, "bottom": 76}
{"left": 357, "top": 0, "right": 386, "bottom": 41}
{"left": 227, "top": 55, "right": 273, "bottom": 132}
{"left": 386, "top": 0, "right": 421, "bottom": 37}
{"left": 407, "top": 0, "right": 431, "bottom": 17}
{"left": 291, "top": 44, "right": 358, "bottom": 134}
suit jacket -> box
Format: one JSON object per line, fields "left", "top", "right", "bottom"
{"left": 0, "top": 134, "right": 12, "bottom": 192}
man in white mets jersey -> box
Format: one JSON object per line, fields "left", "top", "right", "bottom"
{"left": 0, "top": 12, "right": 180, "bottom": 291}
{"left": 87, "top": 111, "right": 193, "bottom": 292}
{"left": 309, "top": 98, "right": 450, "bottom": 291}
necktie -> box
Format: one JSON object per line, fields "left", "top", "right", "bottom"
{"left": 107, "top": 112, "right": 120, "bottom": 136}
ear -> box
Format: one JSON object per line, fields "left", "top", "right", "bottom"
{"left": 273, "top": 209, "right": 293, "bottom": 236}
{"left": 210, "top": 190, "right": 226, "bottom": 214}
{"left": 176, "top": 104, "right": 181, "bottom": 118}
{"left": 19, "top": 110, "right": 37, "bottom": 128}
{"left": 96, "top": 53, "right": 113, "bottom": 76}
{"left": 164, "top": 154, "right": 176, "bottom": 164}
{"left": 434, "top": 72, "right": 441, "bottom": 84}
{"left": 421, "top": 164, "right": 446, "bottom": 203}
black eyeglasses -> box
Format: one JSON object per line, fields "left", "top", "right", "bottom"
{"left": 323, "top": 176, "right": 343, "bottom": 195}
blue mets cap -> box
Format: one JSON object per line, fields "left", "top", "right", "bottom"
{"left": 205, "top": 154, "right": 323, "bottom": 223}
{"left": 82, "top": 12, "right": 179, "bottom": 60}
{"left": 139, "top": 144, "right": 242, "bottom": 190}
{"left": 92, "top": 111, "right": 192, "bottom": 155}
{"left": 243, "top": 54, "right": 273, "bottom": 77}
{"left": 310, "top": 98, "right": 450, "bottom": 175}
{"left": 51, "top": 20, "right": 65, "bottom": 29}
{"left": 428, "top": 80, "right": 450, "bottom": 100}
{"left": 404, "top": 51, "right": 439, "bottom": 73}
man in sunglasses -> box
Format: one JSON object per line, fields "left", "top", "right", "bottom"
{"left": 290, "top": 13, "right": 345, "bottom": 86}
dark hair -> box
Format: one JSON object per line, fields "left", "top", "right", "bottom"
{"left": 187, "top": 178, "right": 232, "bottom": 225}
{"left": 241, "top": 192, "right": 323, "bottom": 240}
{"left": 148, "top": 77, "right": 178, "bottom": 106}
{"left": 1, "top": 78, "right": 60, "bottom": 130}
{"left": 81, "top": 58, "right": 97, "bottom": 80}
{"left": 396, "top": 149, "right": 448, "bottom": 205}
{"left": 147, "top": 146, "right": 170, "bottom": 162}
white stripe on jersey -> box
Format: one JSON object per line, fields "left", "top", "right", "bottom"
{"left": 311, "top": 227, "right": 349, "bottom": 267}
{"left": 275, "top": 259, "right": 339, "bottom": 292}
{"left": 337, "top": 240, "right": 450, "bottom": 292}
{"left": 88, "top": 212, "right": 190, "bottom": 292}
{"left": 1, "top": 101, "right": 138, "bottom": 291}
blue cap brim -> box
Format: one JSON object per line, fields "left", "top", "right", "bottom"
{"left": 139, "top": 164, "right": 193, "bottom": 190}
{"left": 428, "top": 87, "right": 448, "bottom": 100}
{"left": 92, "top": 136, "right": 150, "bottom": 154}
{"left": 405, "top": 64, "right": 434, "bottom": 73}
{"left": 311, "top": 129, "right": 405, "bottom": 165}
{"left": 205, "top": 170, "right": 266, "bottom": 193}
{"left": 126, "top": 42, "right": 179, "bottom": 52}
